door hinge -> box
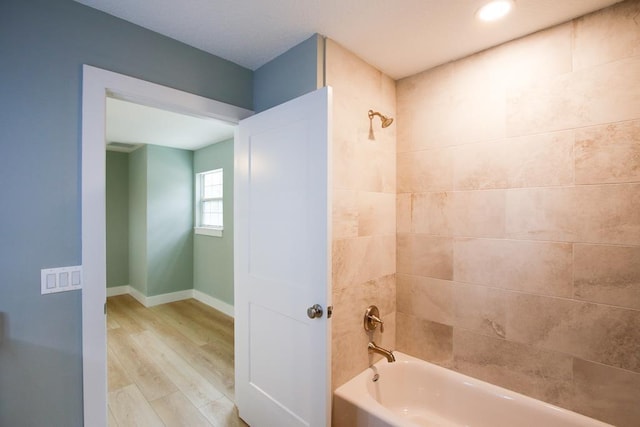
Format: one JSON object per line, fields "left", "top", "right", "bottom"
{"left": 104, "top": 302, "right": 107, "bottom": 315}
{"left": 327, "top": 305, "right": 333, "bottom": 319}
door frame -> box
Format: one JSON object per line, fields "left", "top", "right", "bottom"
{"left": 81, "top": 64, "right": 252, "bottom": 426}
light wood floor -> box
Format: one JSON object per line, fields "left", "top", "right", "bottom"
{"left": 107, "top": 294, "right": 248, "bottom": 427}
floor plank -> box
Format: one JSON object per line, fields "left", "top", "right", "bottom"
{"left": 200, "top": 396, "right": 248, "bottom": 427}
{"left": 109, "top": 384, "right": 165, "bottom": 427}
{"left": 108, "top": 407, "right": 119, "bottom": 427}
{"left": 150, "top": 303, "right": 211, "bottom": 346}
{"left": 108, "top": 297, "right": 146, "bottom": 334}
{"left": 150, "top": 391, "right": 214, "bottom": 427}
{"left": 131, "top": 330, "right": 224, "bottom": 408}
{"left": 107, "top": 347, "right": 133, "bottom": 391}
{"left": 108, "top": 325, "right": 177, "bottom": 401}
{"left": 107, "top": 294, "right": 245, "bottom": 425}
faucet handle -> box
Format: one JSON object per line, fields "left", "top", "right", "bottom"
{"left": 364, "top": 305, "right": 384, "bottom": 333}
{"left": 369, "top": 314, "right": 385, "bottom": 333}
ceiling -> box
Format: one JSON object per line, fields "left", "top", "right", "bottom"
{"left": 106, "top": 97, "right": 235, "bottom": 151}
{"left": 76, "top": 0, "right": 622, "bottom": 80}
{"left": 96, "top": 0, "right": 622, "bottom": 150}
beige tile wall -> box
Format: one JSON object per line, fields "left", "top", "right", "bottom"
{"left": 326, "top": 39, "right": 397, "bottom": 390}
{"left": 395, "top": 1, "right": 640, "bottom": 426}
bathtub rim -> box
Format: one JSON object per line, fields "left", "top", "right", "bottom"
{"left": 333, "top": 351, "right": 612, "bottom": 427}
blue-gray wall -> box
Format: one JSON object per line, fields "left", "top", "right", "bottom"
{"left": 106, "top": 151, "right": 130, "bottom": 288}
{"left": 253, "top": 34, "right": 324, "bottom": 112}
{"left": 146, "top": 145, "right": 194, "bottom": 297}
{"left": 194, "top": 139, "right": 235, "bottom": 305}
{"left": 0, "top": 0, "right": 252, "bottom": 425}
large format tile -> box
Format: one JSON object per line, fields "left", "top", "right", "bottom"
{"left": 453, "top": 131, "right": 574, "bottom": 190}
{"left": 396, "top": 312, "right": 453, "bottom": 366}
{"left": 411, "top": 192, "right": 452, "bottom": 236}
{"left": 331, "top": 313, "right": 397, "bottom": 390}
{"left": 569, "top": 358, "right": 640, "bottom": 427}
{"left": 453, "top": 238, "right": 573, "bottom": 297}
{"left": 332, "top": 274, "right": 396, "bottom": 338}
{"left": 506, "top": 294, "right": 640, "bottom": 373}
{"left": 489, "top": 22, "right": 572, "bottom": 90}
{"left": 447, "top": 52, "right": 507, "bottom": 145}
{"left": 356, "top": 142, "right": 396, "bottom": 193}
{"left": 397, "top": 148, "right": 453, "bottom": 193}
{"left": 453, "top": 329, "right": 573, "bottom": 405}
{"left": 450, "top": 190, "right": 505, "bottom": 238}
{"left": 332, "top": 188, "right": 359, "bottom": 239}
{"left": 397, "top": 63, "right": 457, "bottom": 152}
{"left": 332, "top": 235, "right": 396, "bottom": 288}
{"left": 358, "top": 191, "right": 396, "bottom": 237}
{"left": 326, "top": 39, "right": 396, "bottom": 121}
{"left": 574, "top": 243, "right": 640, "bottom": 310}
{"left": 507, "top": 57, "right": 640, "bottom": 136}
{"left": 575, "top": 120, "right": 640, "bottom": 184}
{"left": 397, "top": 234, "right": 453, "bottom": 280}
{"left": 505, "top": 184, "right": 640, "bottom": 245}
{"left": 572, "top": 0, "right": 640, "bottom": 71}
{"left": 396, "top": 193, "right": 412, "bottom": 233}
{"left": 333, "top": 137, "right": 359, "bottom": 190}
{"left": 396, "top": 274, "right": 453, "bottom": 325}
{"left": 452, "top": 283, "right": 507, "bottom": 339}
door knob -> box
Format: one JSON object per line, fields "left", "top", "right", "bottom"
{"left": 307, "top": 304, "right": 323, "bottom": 319}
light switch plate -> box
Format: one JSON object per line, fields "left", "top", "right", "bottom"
{"left": 41, "top": 265, "right": 82, "bottom": 294}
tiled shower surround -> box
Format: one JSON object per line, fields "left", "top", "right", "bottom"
{"left": 327, "top": 38, "right": 398, "bottom": 389}
{"left": 329, "top": 1, "right": 640, "bottom": 426}
{"left": 395, "top": 1, "right": 640, "bottom": 426}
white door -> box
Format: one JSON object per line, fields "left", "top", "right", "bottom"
{"left": 235, "top": 87, "right": 332, "bottom": 427}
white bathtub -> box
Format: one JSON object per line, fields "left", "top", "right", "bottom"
{"left": 333, "top": 351, "right": 612, "bottom": 427}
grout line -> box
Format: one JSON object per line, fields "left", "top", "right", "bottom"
{"left": 396, "top": 272, "right": 640, "bottom": 313}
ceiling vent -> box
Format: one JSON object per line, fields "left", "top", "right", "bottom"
{"left": 106, "top": 142, "right": 142, "bottom": 153}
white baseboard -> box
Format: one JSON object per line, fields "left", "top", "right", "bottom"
{"left": 107, "top": 286, "right": 234, "bottom": 317}
{"left": 193, "top": 289, "right": 235, "bottom": 318}
{"left": 106, "top": 285, "right": 130, "bottom": 297}
{"left": 145, "top": 290, "right": 194, "bottom": 307}
{"left": 128, "top": 287, "right": 147, "bottom": 306}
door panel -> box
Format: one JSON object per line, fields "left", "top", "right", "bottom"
{"left": 235, "top": 87, "right": 332, "bottom": 427}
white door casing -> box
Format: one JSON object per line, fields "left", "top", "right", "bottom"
{"left": 81, "top": 64, "right": 252, "bottom": 427}
{"left": 235, "top": 87, "right": 332, "bottom": 426}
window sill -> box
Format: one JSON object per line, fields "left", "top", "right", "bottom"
{"left": 194, "top": 227, "right": 223, "bottom": 237}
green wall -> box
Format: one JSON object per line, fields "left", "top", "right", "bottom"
{"left": 0, "top": 0, "right": 252, "bottom": 425}
{"left": 106, "top": 151, "right": 130, "bottom": 288}
{"left": 128, "top": 147, "right": 148, "bottom": 296}
{"left": 194, "top": 139, "right": 235, "bottom": 305}
{"left": 146, "top": 145, "right": 194, "bottom": 296}
{"left": 123, "top": 145, "right": 195, "bottom": 297}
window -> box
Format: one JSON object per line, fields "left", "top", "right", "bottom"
{"left": 195, "top": 168, "right": 223, "bottom": 236}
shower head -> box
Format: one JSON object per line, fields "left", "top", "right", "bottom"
{"left": 368, "top": 110, "right": 394, "bottom": 128}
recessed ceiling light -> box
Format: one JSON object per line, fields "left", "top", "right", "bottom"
{"left": 476, "top": 0, "right": 514, "bottom": 22}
